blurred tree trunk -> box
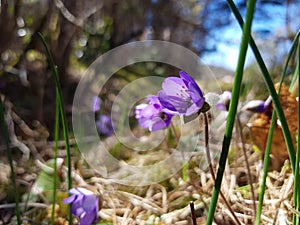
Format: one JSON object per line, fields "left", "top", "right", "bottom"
{"left": 41, "top": 0, "right": 81, "bottom": 133}
{"left": 52, "top": 0, "right": 79, "bottom": 86}
{"left": 0, "top": 0, "right": 20, "bottom": 58}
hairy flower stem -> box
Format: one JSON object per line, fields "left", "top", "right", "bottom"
{"left": 203, "top": 113, "right": 241, "bottom": 225}
{"left": 236, "top": 113, "right": 256, "bottom": 219}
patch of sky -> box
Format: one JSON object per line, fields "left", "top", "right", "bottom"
{"left": 201, "top": 0, "right": 300, "bottom": 71}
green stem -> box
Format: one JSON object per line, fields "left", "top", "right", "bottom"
{"left": 255, "top": 111, "right": 276, "bottom": 225}
{"left": 293, "top": 39, "right": 300, "bottom": 225}
{"left": 51, "top": 88, "right": 60, "bottom": 225}
{"left": 206, "top": 1, "right": 257, "bottom": 224}
{"left": 38, "top": 33, "right": 72, "bottom": 222}
{"left": 227, "top": 0, "right": 296, "bottom": 174}
{"left": 0, "top": 98, "right": 22, "bottom": 225}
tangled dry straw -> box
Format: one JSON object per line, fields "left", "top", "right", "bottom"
{"left": 0, "top": 91, "right": 297, "bottom": 225}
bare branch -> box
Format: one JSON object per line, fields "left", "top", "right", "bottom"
{"left": 53, "top": 0, "right": 103, "bottom": 33}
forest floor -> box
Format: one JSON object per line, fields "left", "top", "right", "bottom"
{"left": 0, "top": 98, "right": 295, "bottom": 225}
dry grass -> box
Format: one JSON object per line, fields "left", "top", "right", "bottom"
{"left": 0, "top": 99, "right": 297, "bottom": 225}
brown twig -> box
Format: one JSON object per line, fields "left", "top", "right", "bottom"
{"left": 190, "top": 201, "right": 198, "bottom": 225}
{"left": 236, "top": 113, "right": 257, "bottom": 218}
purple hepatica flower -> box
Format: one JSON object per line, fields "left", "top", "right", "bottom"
{"left": 242, "top": 99, "right": 269, "bottom": 113}
{"left": 158, "top": 71, "right": 205, "bottom": 116}
{"left": 92, "top": 96, "right": 101, "bottom": 112}
{"left": 135, "top": 95, "right": 174, "bottom": 132}
{"left": 96, "top": 114, "right": 113, "bottom": 136}
{"left": 63, "top": 187, "right": 99, "bottom": 225}
{"left": 216, "top": 91, "right": 232, "bottom": 111}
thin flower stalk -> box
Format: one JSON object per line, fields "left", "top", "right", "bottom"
{"left": 236, "top": 114, "right": 256, "bottom": 219}
{"left": 203, "top": 113, "right": 241, "bottom": 225}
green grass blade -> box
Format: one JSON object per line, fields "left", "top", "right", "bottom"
{"left": 206, "top": 1, "right": 257, "bottom": 224}
{"left": 0, "top": 98, "right": 22, "bottom": 225}
{"left": 255, "top": 30, "right": 300, "bottom": 225}
{"left": 289, "top": 60, "right": 299, "bottom": 95}
{"left": 255, "top": 111, "right": 276, "bottom": 225}
{"left": 294, "top": 40, "right": 300, "bottom": 225}
{"left": 51, "top": 88, "right": 60, "bottom": 225}
{"left": 227, "top": 0, "right": 296, "bottom": 174}
{"left": 279, "top": 29, "right": 300, "bottom": 225}
{"left": 38, "top": 33, "right": 73, "bottom": 222}
{"left": 284, "top": 30, "right": 300, "bottom": 98}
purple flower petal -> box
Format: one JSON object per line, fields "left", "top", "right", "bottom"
{"left": 92, "top": 96, "right": 101, "bottom": 112}
{"left": 70, "top": 187, "right": 94, "bottom": 195}
{"left": 242, "top": 100, "right": 267, "bottom": 113}
{"left": 149, "top": 118, "right": 166, "bottom": 132}
{"left": 161, "top": 77, "right": 189, "bottom": 99}
{"left": 63, "top": 187, "right": 99, "bottom": 225}
{"left": 216, "top": 91, "right": 232, "bottom": 111}
{"left": 135, "top": 95, "right": 174, "bottom": 132}
{"left": 96, "top": 115, "right": 113, "bottom": 136}
{"left": 79, "top": 212, "right": 96, "bottom": 225}
{"left": 157, "top": 91, "right": 178, "bottom": 112}
{"left": 63, "top": 195, "right": 76, "bottom": 204}
{"left": 180, "top": 71, "right": 203, "bottom": 97}
{"left": 187, "top": 83, "right": 205, "bottom": 108}
{"left": 73, "top": 206, "right": 85, "bottom": 217}
{"left": 179, "top": 71, "right": 195, "bottom": 84}
{"left": 146, "top": 95, "right": 162, "bottom": 106}
{"left": 185, "top": 104, "right": 201, "bottom": 116}
{"left": 158, "top": 71, "right": 205, "bottom": 116}
{"left": 82, "top": 195, "right": 98, "bottom": 212}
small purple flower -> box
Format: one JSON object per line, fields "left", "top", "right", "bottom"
{"left": 158, "top": 71, "right": 205, "bottom": 116}
{"left": 63, "top": 187, "right": 99, "bottom": 225}
{"left": 135, "top": 95, "right": 174, "bottom": 132}
{"left": 241, "top": 99, "right": 270, "bottom": 113}
{"left": 96, "top": 115, "right": 113, "bottom": 136}
{"left": 92, "top": 96, "right": 101, "bottom": 112}
{"left": 216, "top": 91, "right": 232, "bottom": 111}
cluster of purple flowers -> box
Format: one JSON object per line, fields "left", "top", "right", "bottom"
{"left": 135, "top": 71, "right": 206, "bottom": 131}
{"left": 92, "top": 96, "right": 113, "bottom": 136}
{"left": 216, "top": 90, "right": 270, "bottom": 113}
{"left": 64, "top": 72, "right": 273, "bottom": 225}
{"left": 134, "top": 71, "right": 272, "bottom": 132}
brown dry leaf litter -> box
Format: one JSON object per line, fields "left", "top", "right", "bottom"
{"left": 249, "top": 83, "right": 298, "bottom": 171}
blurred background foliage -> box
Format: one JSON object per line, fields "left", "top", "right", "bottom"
{"left": 0, "top": 0, "right": 299, "bottom": 133}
